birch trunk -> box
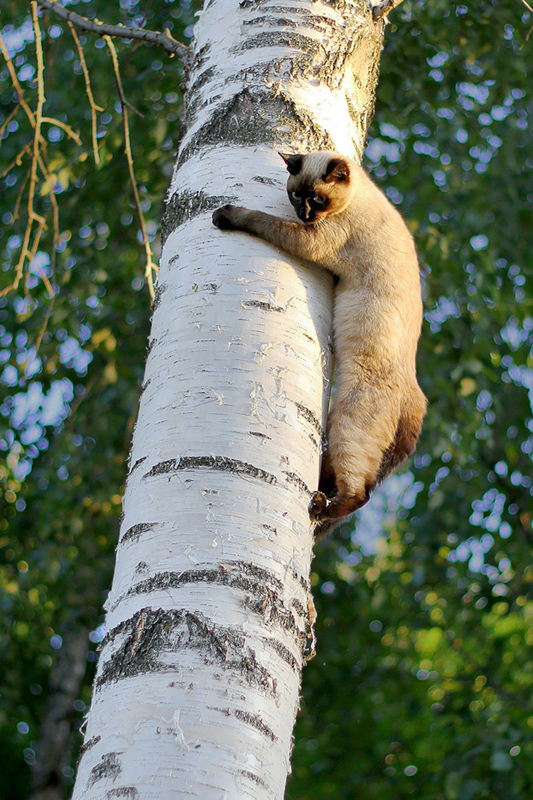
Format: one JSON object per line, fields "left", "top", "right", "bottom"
{"left": 73, "top": 1, "right": 383, "bottom": 797}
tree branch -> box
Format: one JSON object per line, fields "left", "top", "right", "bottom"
{"left": 68, "top": 21, "right": 103, "bottom": 165}
{"left": 104, "top": 35, "right": 157, "bottom": 302}
{"left": 372, "top": 0, "right": 405, "bottom": 22}
{"left": 35, "top": 0, "right": 189, "bottom": 59}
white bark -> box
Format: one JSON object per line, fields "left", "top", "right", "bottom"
{"left": 73, "top": 0, "right": 383, "bottom": 798}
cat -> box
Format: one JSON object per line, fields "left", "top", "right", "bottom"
{"left": 212, "top": 151, "right": 426, "bottom": 537}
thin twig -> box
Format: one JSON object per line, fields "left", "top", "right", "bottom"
{"left": 35, "top": 0, "right": 188, "bottom": 59}
{"left": 36, "top": 265, "right": 56, "bottom": 299}
{"left": 35, "top": 294, "right": 56, "bottom": 354}
{"left": 522, "top": 24, "right": 533, "bottom": 46}
{"left": 68, "top": 21, "right": 103, "bottom": 165}
{"left": 12, "top": 169, "right": 31, "bottom": 223}
{"left": 37, "top": 153, "right": 60, "bottom": 262}
{"left": 1, "top": 8, "right": 65, "bottom": 297}
{"left": 41, "top": 116, "right": 82, "bottom": 145}
{"left": 29, "top": 2, "right": 46, "bottom": 228}
{"left": 24, "top": 222, "right": 46, "bottom": 297}
{"left": 2, "top": 213, "right": 35, "bottom": 297}
{"left": 28, "top": 220, "right": 45, "bottom": 264}
{"left": 104, "top": 35, "right": 157, "bottom": 301}
{"left": 1, "top": 6, "right": 46, "bottom": 297}
{"left": 0, "top": 143, "right": 32, "bottom": 180}
{"left": 0, "top": 102, "right": 21, "bottom": 139}
{"left": 67, "top": 373, "right": 100, "bottom": 421}
{"left": 0, "top": 33, "right": 37, "bottom": 128}
{"left": 518, "top": 0, "right": 533, "bottom": 47}
{"left": 0, "top": 35, "right": 79, "bottom": 148}
{"left": 372, "top": 0, "right": 405, "bottom": 22}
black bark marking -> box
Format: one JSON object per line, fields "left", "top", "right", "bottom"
{"left": 263, "top": 636, "right": 300, "bottom": 671}
{"left": 252, "top": 175, "right": 279, "bottom": 185}
{"left": 121, "top": 566, "right": 282, "bottom": 601}
{"left": 178, "top": 88, "right": 335, "bottom": 168}
{"left": 188, "top": 65, "right": 217, "bottom": 95}
{"left": 130, "top": 456, "right": 147, "bottom": 475}
{"left": 240, "top": 770, "right": 270, "bottom": 789}
{"left": 241, "top": 591, "right": 300, "bottom": 636}
{"left": 87, "top": 752, "right": 122, "bottom": 789}
{"left": 191, "top": 42, "right": 212, "bottom": 73}
{"left": 242, "top": 299, "right": 285, "bottom": 313}
{"left": 249, "top": 430, "right": 272, "bottom": 440}
{"left": 236, "top": 31, "right": 322, "bottom": 53}
{"left": 79, "top": 734, "right": 101, "bottom": 758}
{"left": 235, "top": 18, "right": 371, "bottom": 91}
{"left": 120, "top": 522, "right": 158, "bottom": 545}
{"left": 144, "top": 455, "right": 277, "bottom": 485}
{"left": 97, "top": 608, "right": 278, "bottom": 697}
{"left": 241, "top": 1, "right": 338, "bottom": 10}
{"left": 295, "top": 402, "right": 325, "bottom": 441}
{"left": 234, "top": 709, "right": 277, "bottom": 741}
{"left": 108, "top": 563, "right": 305, "bottom": 637}
{"left": 152, "top": 282, "right": 168, "bottom": 312}
{"left": 161, "top": 190, "right": 234, "bottom": 246}
{"left": 105, "top": 790, "right": 139, "bottom": 799}
{"left": 291, "top": 598, "right": 306, "bottom": 616}
{"left": 207, "top": 706, "right": 277, "bottom": 742}
{"left": 262, "top": 523, "right": 277, "bottom": 534}
{"left": 243, "top": 13, "right": 336, "bottom": 30}
{"left": 283, "top": 470, "right": 312, "bottom": 496}
{"left": 202, "top": 282, "right": 221, "bottom": 293}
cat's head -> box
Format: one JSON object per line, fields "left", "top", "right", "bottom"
{"left": 279, "top": 152, "right": 355, "bottom": 224}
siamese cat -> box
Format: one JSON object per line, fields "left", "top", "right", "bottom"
{"left": 212, "top": 152, "right": 426, "bottom": 537}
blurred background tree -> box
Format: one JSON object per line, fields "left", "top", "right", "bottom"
{"left": 0, "top": 1, "right": 531, "bottom": 798}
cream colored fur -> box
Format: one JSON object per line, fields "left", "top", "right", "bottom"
{"left": 213, "top": 152, "right": 426, "bottom": 536}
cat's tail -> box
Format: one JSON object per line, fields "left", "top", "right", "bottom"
{"left": 376, "top": 383, "right": 427, "bottom": 483}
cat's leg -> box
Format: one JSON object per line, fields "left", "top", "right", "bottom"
{"left": 212, "top": 205, "right": 339, "bottom": 265}
{"left": 309, "top": 384, "right": 400, "bottom": 532}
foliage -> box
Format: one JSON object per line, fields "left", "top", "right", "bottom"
{"left": 0, "top": 0, "right": 532, "bottom": 798}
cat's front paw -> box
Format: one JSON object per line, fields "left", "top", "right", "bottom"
{"left": 212, "top": 204, "right": 242, "bottom": 231}
{"left": 308, "top": 491, "right": 328, "bottom": 521}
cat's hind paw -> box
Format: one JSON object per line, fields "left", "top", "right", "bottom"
{"left": 308, "top": 491, "right": 328, "bottom": 521}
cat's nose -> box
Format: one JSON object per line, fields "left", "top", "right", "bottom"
{"left": 299, "top": 200, "right": 312, "bottom": 221}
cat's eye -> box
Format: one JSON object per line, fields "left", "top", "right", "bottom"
{"left": 290, "top": 191, "right": 301, "bottom": 200}
{"left": 313, "top": 196, "right": 327, "bottom": 206}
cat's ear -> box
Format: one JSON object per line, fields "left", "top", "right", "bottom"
{"left": 323, "top": 158, "right": 350, "bottom": 183}
{"left": 279, "top": 152, "right": 304, "bottom": 175}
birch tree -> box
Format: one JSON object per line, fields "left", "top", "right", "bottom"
{"left": 61, "top": 0, "right": 386, "bottom": 796}
{"left": 2, "top": 1, "right": 533, "bottom": 797}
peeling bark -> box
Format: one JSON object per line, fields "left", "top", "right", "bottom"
{"left": 73, "top": 0, "right": 384, "bottom": 797}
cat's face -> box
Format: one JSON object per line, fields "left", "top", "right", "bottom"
{"left": 280, "top": 152, "right": 355, "bottom": 225}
